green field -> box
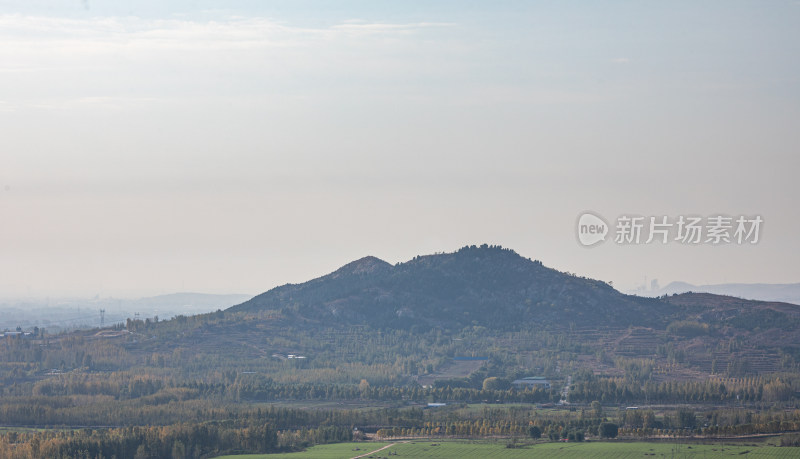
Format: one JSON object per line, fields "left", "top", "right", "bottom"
{"left": 215, "top": 440, "right": 799, "bottom": 459}
{"left": 214, "top": 442, "right": 393, "bottom": 459}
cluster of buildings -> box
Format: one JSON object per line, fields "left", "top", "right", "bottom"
{"left": 511, "top": 376, "right": 551, "bottom": 390}
{"left": 0, "top": 327, "right": 35, "bottom": 339}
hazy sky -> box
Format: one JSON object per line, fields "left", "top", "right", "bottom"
{"left": 1, "top": 1, "right": 798, "bottom": 298}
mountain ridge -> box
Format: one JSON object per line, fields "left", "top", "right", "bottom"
{"left": 229, "top": 245, "right": 675, "bottom": 330}
{"left": 640, "top": 281, "right": 800, "bottom": 305}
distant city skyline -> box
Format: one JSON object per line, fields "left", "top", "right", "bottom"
{"left": 1, "top": 1, "right": 798, "bottom": 298}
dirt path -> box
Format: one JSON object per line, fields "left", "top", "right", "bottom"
{"left": 350, "top": 442, "right": 403, "bottom": 459}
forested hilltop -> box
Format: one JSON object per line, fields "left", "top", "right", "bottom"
{"left": 1, "top": 245, "right": 799, "bottom": 458}
{"left": 230, "top": 244, "right": 673, "bottom": 329}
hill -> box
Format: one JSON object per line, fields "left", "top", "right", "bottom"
{"left": 642, "top": 281, "right": 800, "bottom": 305}
{"left": 56, "top": 246, "right": 799, "bottom": 384}
{"left": 207, "top": 246, "right": 797, "bottom": 380}
{"left": 230, "top": 245, "right": 673, "bottom": 330}
{"left": 122, "top": 292, "right": 253, "bottom": 313}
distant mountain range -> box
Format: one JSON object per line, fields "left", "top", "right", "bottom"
{"left": 639, "top": 282, "right": 800, "bottom": 306}
{"left": 119, "top": 292, "right": 253, "bottom": 313}
{"left": 0, "top": 292, "right": 252, "bottom": 332}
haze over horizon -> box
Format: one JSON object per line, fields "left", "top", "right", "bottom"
{"left": 2, "top": 1, "right": 798, "bottom": 298}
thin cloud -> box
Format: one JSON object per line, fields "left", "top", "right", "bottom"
{"left": 0, "top": 13, "right": 464, "bottom": 108}
{"left": 333, "top": 21, "right": 454, "bottom": 30}
{"left": 0, "top": 14, "right": 450, "bottom": 52}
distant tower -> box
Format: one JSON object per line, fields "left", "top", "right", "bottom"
{"left": 100, "top": 309, "right": 106, "bottom": 326}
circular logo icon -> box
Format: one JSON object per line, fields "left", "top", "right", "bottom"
{"left": 577, "top": 212, "right": 609, "bottom": 247}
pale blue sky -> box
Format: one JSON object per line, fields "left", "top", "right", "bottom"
{"left": 1, "top": 1, "right": 798, "bottom": 297}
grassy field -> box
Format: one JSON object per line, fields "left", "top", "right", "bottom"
{"left": 215, "top": 440, "right": 799, "bottom": 459}
{"left": 214, "top": 442, "right": 393, "bottom": 459}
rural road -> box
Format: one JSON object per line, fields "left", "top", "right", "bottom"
{"left": 350, "top": 442, "right": 403, "bottom": 459}
{"left": 560, "top": 375, "right": 572, "bottom": 404}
